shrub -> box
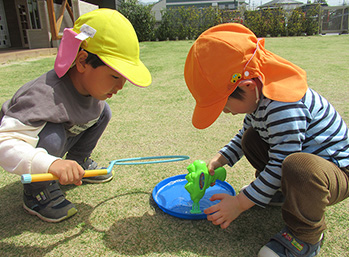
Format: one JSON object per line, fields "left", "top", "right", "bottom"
{"left": 118, "top": 0, "right": 156, "bottom": 41}
{"left": 156, "top": 6, "right": 220, "bottom": 40}
{"left": 304, "top": 4, "right": 320, "bottom": 35}
{"left": 287, "top": 8, "right": 306, "bottom": 36}
{"left": 244, "top": 10, "right": 265, "bottom": 36}
{"left": 117, "top": 1, "right": 320, "bottom": 41}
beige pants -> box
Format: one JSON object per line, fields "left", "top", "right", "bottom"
{"left": 241, "top": 127, "right": 349, "bottom": 244}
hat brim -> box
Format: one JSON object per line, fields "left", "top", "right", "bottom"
{"left": 100, "top": 55, "right": 151, "bottom": 88}
{"left": 192, "top": 96, "right": 228, "bottom": 129}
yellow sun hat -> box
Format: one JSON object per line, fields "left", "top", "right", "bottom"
{"left": 55, "top": 8, "right": 151, "bottom": 88}
{"left": 184, "top": 23, "right": 308, "bottom": 129}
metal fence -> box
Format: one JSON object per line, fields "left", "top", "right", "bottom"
{"left": 319, "top": 6, "right": 348, "bottom": 34}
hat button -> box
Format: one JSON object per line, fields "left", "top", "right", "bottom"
{"left": 244, "top": 71, "right": 249, "bottom": 77}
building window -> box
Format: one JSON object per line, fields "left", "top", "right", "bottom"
{"left": 27, "top": 0, "right": 41, "bottom": 29}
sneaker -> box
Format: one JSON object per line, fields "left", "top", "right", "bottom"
{"left": 240, "top": 185, "right": 284, "bottom": 207}
{"left": 80, "top": 158, "right": 114, "bottom": 183}
{"left": 269, "top": 190, "right": 285, "bottom": 207}
{"left": 23, "top": 181, "right": 77, "bottom": 222}
{"left": 258, "top": 227, "right": 323, "bottom": 257}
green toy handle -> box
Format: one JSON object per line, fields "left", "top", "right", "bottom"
{"left": 208, "top": 166, "right": 226, "bottom": 185}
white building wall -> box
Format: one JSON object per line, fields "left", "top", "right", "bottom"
{"left": 151, "top": 0, "right": 166, "bottom": 22}
{"left": 72, "top": 0, "right": 99, "bottom": 22}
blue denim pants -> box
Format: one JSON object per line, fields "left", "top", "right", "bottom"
{"left": 24, "top": 103, "right": 111, "bottom": 191}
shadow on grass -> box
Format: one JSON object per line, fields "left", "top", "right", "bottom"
{"left": 0, "top": 181, "right": 284, "bottom": 257}
{"left": 0, "top": 181, "right": 95, "bottom": 256}
{"left": 102, "top": 194, "right": 284, "bottom": 257}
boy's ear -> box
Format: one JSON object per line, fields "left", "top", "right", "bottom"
{"left": 237, "top": 79, "right": 257, "bottom": 91}
{"left": 74, "top": 50, "right": 89, "bottom": 73}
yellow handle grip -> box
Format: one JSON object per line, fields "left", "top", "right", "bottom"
{"left": 21, "top": 169, "right": 108, "bottom": 184}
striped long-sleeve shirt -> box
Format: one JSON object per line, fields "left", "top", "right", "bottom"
{"left": 220, "top": 88, "right": 349, "bottom": 207}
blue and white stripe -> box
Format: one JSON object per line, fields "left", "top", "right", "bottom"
{"left": 220, "top": 88, "right": 349, "bottom": 207}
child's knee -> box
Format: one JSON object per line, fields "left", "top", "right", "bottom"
{"left": 97, "top": 103, "right": 112, "bottom": 127}
{"left": 282, "top": 153, "right": 323, "bottom": 187}
{"left": 37, "top": 123, "right": 66, "bottom": 156}
{"left": 103, "top": 103, "right": 112, "bottom": 122}
{"left": 241, "top": 127, "right": 257, "bottom": 150}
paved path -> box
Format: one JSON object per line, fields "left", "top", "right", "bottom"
{"left": 0, "top": 48, "right": 57, "bottom": 64}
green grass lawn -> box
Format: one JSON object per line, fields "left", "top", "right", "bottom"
{"left": 0, "top": 34, "right": 348, "bottom": 256}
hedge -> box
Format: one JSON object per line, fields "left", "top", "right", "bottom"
{"left": 118, "top": 2, "right": 321, "bottom": 41}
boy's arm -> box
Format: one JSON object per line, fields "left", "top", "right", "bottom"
{"left": 0, "top": 116, "right": 59, "bottom": 175}
{"left": 242, "top": 102, "right": 308, "bottom": 207}
{"left": 219, "top": 115, "right": 252, "bottom": 167}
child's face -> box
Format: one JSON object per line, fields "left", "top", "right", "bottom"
{"left": 223, "top": 82, "right": 259, "bottom": 115}
{"left": 79, "top": 64, "right": 127, "bottom": 100}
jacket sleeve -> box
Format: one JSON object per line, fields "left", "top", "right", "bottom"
{"left": 219, "top": 115, "right": 252, "bottom": 166}
{"left": 0, "top": 115, "right": 59, "bottom": 175}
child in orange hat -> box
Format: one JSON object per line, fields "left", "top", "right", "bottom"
{"left": 0, "top": 9, "right": 151, "bottom": 222}
{"left": 184, "top": 23, "right": 349, "bottom": 257}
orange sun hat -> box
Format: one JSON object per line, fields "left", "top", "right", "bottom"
{"left": 184, "top": 23, "right": 308, "bottom": 129}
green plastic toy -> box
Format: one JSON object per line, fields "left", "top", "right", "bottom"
{"left": 184, "top": 160, "right": 227, "bottom": 214}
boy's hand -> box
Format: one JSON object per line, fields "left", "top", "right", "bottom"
{"left": 48, "top": 159, "right": 85, "bottom": 186}
{"left": 204, "top": 192, "right": 255, "bottom": 229}
{"left": 208, "top": 153, "right": 229, "bottom": 176}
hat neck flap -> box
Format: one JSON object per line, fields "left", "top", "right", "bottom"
{"left": 243, "top": 36, "right": 308, "bottom": 103}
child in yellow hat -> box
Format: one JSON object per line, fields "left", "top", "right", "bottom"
{"left": 0, "top": 8, "right": 151, "bottom": 222}
{"left": 184, "top": 23, "right": 349, "bottom": 257}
